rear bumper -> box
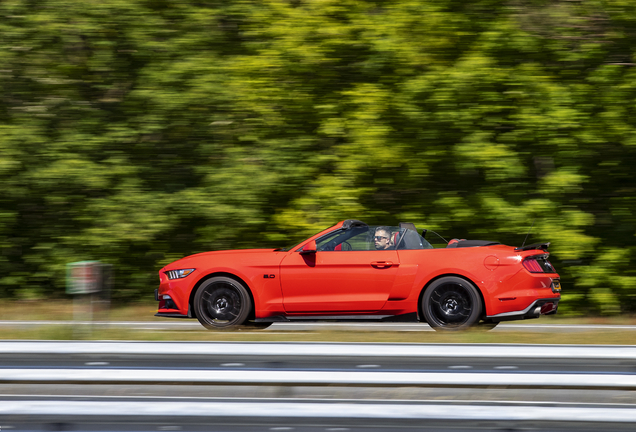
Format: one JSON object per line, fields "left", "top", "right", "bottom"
{"left": 487, "top": 298, "right": 559, "bottom": 322}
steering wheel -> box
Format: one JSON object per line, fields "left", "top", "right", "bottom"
{"left": 321, "top": 242, "right": 335, "bottom": 251}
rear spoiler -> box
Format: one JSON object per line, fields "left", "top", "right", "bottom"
{"left": 515, "top": 242, "right": 550, "bottom": 252}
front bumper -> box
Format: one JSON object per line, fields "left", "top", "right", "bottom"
{"left": 156, "top": 269, "right": 196, "bottom": 317}
{"left": 155, "top": 311, "right": 190, "bottom": 318}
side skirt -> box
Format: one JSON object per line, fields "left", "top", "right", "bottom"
{"left": 255, "top": 312, "right": 418, "bottom": 323}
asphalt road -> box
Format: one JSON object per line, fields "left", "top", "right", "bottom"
{"left": 2, "top": 320, "right": 636, "bottom": 332}
{"left": 1, "top": 341, "right": 636, "bottom": 431}
{"left": 0, "top": 343, "right": 635, "bottom": 374}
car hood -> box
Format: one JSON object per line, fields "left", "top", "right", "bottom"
{"left": 163, "top": 249, "right": 281, "bottom": 270}
{"left": 187, "top": 249, "right": 278, "bottom": 258}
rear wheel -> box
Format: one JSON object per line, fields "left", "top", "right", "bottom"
{"left": 422, "top": 276, "right": 482, "bottom": 331}
{"left": 476, "top": 320, "right": 499, "bottom": 331}
{"left": 194, "top": 277, "right": 251, "bottom": 330}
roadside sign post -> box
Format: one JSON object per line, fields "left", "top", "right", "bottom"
{"left": 66, "top": 261, "right": 104, "bottom": 337}
{"left": 96, "top": 263, "right": 112, "bottom": 323}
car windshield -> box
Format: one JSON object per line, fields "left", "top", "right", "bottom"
{"left": 274, "top": 229, "right": 327, "bottom": 252}
{"left": 314, "top": 225, "right": 433, "bottom": 251}
{"left": 274, "top": 240, "right": 304, "bottom": 252}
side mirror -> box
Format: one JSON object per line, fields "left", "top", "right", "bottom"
{"left": 300, "top": 240, "right": 317, "bottom": 255}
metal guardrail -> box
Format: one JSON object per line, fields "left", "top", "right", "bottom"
{"left": 0, "top": 340, "right": 635, "bottom": 359}
{"left": 2, "top": 400, "right": 636, "bottom": 424}
{"left": 0, "top": 341, "right": 636, "bottom": 390}
{"left": 1, "top": 368, "right": 636, "bottom": 389}
{"left": 2, "top": 341, "right": 636, "bottom": 429}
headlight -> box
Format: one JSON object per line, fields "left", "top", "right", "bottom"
{"left": 165, "top": 269, "right": 195, "bottom": 280}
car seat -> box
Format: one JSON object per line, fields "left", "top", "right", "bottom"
{"left": 391, "top": 232, "right": 400, "bottom": 248}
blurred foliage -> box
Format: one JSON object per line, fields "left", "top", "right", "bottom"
{"left": 1, "top": 0, "right": 636, "bottom": 315}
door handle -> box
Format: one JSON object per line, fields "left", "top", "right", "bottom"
{"left": 371, "top": 261, "right": 393, "bottom": 269}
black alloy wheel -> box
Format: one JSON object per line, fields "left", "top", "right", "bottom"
{"left": 422, "top": 276, "right": 482, "bottom": 331}
{"left": 194, "top": 277, "right": 252, "bottom": 330}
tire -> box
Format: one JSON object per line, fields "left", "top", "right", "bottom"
{"left": 240, "top": 321, "right": 273, "bottom": 330}
{"left": 422, "top": 276, "right": 482, "bottom": 331}
{"left": 194, "top": 277, "right": 252, "bottom": 330}
{"left": 476, "top": 320, "right": 499, "bottom": 331}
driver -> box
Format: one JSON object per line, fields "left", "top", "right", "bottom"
{"left": 374, "top": 227, "right": 394, "bottom": 250}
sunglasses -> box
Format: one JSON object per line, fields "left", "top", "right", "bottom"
{"left": 374, "top": 236, "right": 389, "bottom": 241}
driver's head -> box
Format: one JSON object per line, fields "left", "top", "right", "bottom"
{"left": 374, "top": 227, "right": 392, "bottom": 250}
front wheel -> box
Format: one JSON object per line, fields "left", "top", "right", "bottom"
{"left": 422, "top": 276, "right": 482, "bottom": 331}
{"left": 194, "top": 277, "right": 252, "bottom": 330}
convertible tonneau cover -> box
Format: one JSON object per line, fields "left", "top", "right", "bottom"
{"left": 447, "top": 240, "right": 501, "bottom": 248}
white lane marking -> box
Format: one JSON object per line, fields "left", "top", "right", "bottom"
{"left": 448, "top": 365, "right": 473, "bottom": 369}
{"left": 494, "top": 366, "right": 519, "bottom": 370}
{"left": 221, "top": 363, "right": 245, "bottom": 367}
{"left": 356, "top": 364, "right": 381, "bottom": 368}
{"left": 85, "top": 362, "right": 110, "bottom": 366}
{"left": 270, "top": 428, "right": 294, "bottom": 431}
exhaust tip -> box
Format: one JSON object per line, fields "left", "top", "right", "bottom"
{"left": 529, "top": 305, "right": 541, "bottom": 319}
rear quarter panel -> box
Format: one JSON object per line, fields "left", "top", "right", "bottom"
{"left": 397, "top": 248, "right": 498, "bottom": 313}
{"left": 396, "top": 245, "right": 559, "bottom": 316}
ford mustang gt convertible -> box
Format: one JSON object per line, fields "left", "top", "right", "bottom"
{"left": 155, "top": 220, "right": 560, "bottom": 331}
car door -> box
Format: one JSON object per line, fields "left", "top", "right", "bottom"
{"left": 279, "top": 227, "right": 399, "bottom": 313}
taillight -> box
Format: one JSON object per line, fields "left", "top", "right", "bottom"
{"left": 523, "top": 258, "right": 543, "bottom": 273}
{"left": 523, "top": 255, "right": 557, "bottom": 273}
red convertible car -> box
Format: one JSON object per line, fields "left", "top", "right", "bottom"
{"left": 155, "top": 220, "right": 560, "bottom": 331}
